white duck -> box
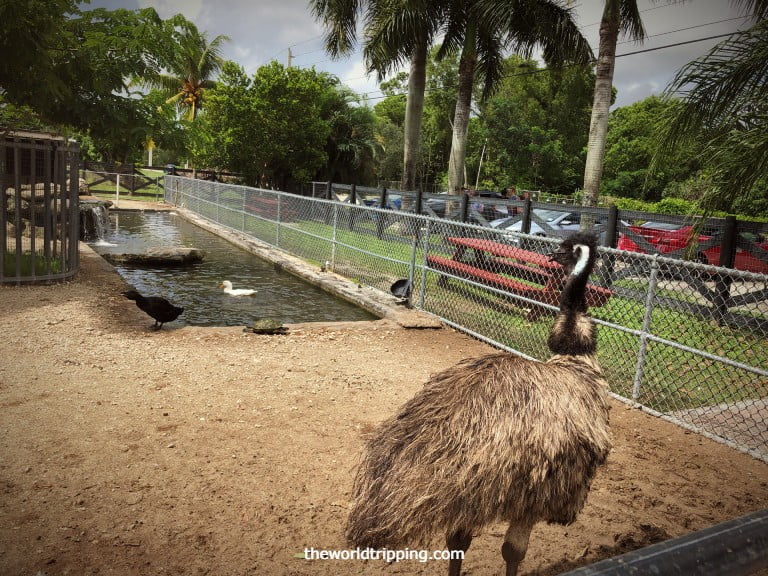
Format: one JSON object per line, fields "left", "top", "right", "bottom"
{"left": 220, "top": 280, "right": 257, "bottom": 296}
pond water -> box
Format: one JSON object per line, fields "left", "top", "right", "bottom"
{"left": 90, "top": 210, "right": 376, "bottom": 327}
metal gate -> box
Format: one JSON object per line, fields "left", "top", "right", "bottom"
{"left": 1, "top": 130, "right": 80, "bottom": 284}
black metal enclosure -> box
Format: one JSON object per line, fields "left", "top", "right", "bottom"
{"left": 1, "top": 130, "right": 80, "bottom": 284}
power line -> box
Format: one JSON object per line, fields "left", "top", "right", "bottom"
{"left": 615, "top": 31, "right": 737, "bottom": 58}
{"left": 354, "top": 30, "right": 742, "bottom": 103}
{"left": 254, "top": 12, "right": 745, "bottom": 101}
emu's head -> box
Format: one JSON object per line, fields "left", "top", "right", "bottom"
{"left": 549, "top": 232, "right": 599, "bottom": 277}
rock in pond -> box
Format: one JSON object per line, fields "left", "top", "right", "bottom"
{"left": 103, "top": 247, "right": 204, "bottom": 267}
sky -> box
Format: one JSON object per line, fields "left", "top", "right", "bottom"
{"left": 85, "top": 0, "right": 755, "bottom": 109}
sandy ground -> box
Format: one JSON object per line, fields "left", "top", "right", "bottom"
{"left": 1, "top": 235, "right": 767, "bottom": 576}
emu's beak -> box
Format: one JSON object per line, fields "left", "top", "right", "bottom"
{"left": 548, "top": 249, "right": 569, "bottom": 266}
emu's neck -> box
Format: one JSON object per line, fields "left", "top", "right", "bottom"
{"left": 559, "top": 248, "right": 593, "bottom": 313}
{"left": 549, "top": 245, "right": 597, "bottom": 355}
{"left": 547, "top": 311, "right": 596, "bottom": 356}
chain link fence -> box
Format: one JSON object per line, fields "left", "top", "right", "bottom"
{"left": 165, "top": 176, "right": 768, "bottom": 462}
{"left": 311, "top": 182, "right": 768, "bottom": 273}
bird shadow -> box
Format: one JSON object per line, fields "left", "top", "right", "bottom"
{"left": 529, "top": 523, "right": 671, "bottom": 575}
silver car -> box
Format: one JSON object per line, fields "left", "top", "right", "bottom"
{"left": 490, "top": 209, "right": 606, "bottom": 243}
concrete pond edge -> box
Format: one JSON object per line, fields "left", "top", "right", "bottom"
{"left": 95, "top": 204, "right": 443, "bottom": 331}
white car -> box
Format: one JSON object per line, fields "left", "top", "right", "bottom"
{"left": 490, "top": 209, "right": 606, "bottom": 243}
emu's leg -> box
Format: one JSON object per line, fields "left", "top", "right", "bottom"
{"left": 446, "top": 529, "right": 472, "bottom": 576}
{"left": 501, "top": 521, "right": 533, "bottom": 576}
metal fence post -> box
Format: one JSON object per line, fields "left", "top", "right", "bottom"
{"left": 349, "top": 183, "right": 357, "bottom": 231}
{"left": 418, "top": 219, "right": 432, "bottom": 309}
{"left": 216, "top": 183, "right": 220, "bottom": 223}
{"left": 714, "top": 215, "right": 738, "bottom": 322}
{"left": 376, "top": 187, "right": 388, "bottom": 239}
{"left": 460, "top": 193, "right": 469, "bottom": 222}
{"left": 331, "top": 203, "right": 338, "bottom": 269}
{"left": 632, "top": 255, "right": 660, "bottom": 400}
{"left": 276, "top": 191, "right": 282, "bottom": 248}
{"left": 521, "top": 197, "right": 532, "bottom": 234}
{"left": 603, "top": 205, "right": 619, "bottom": 286}
{"left": 241, "top": 187, "right": 246, "bottom": 232}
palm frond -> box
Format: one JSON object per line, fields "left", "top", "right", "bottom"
{"left": 730, "top": 0, "right": 768, "bottom": 20}
{"left": 618, "top": 0, "right": 646, "bottom": 42}
{"left": 476, "top": 0, "right": 593, "bottom": 65}
{"left": 658, "top": 20, "right": 768, "bottom": 152}
{"left": 654, "top": 19, "right": 768, "bottom": 206}
{"left": 363, "top": 0, "right": 441, "bottom": 77}
{"left": 475, "top": 29, "right": 506, "bottom": 101}
{"left": 310, "top": 0, "right": 362, "bottom": 57}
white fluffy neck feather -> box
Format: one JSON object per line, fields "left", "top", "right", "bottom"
{"left": 570, "top": 245, "right": 590, "bottom": 277}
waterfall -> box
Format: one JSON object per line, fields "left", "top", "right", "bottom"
{"left": 91, "top": 205, "right": 110, "bottom": 240}
{"left": 81, "top": 202, "right": 112, "bottom": 243}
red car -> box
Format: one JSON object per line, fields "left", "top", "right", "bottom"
{"left": 617, "top": 222, "right": 768, "bottom": 274}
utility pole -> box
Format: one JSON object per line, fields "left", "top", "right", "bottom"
{"left": 288, "top": 48, "right": 293, "bottom": 68}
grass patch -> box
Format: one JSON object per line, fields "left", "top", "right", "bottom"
{"left": 84, "top": 171, "right": 164, "bottom": 202}
{"left": 419, "top": 268, "right": 766, "bottom": 411}
{"left": 3, "top": 251, "right": 62, "bottom": 277}
{"left": 173, "top": 206, "right": 768, "bottom": 413}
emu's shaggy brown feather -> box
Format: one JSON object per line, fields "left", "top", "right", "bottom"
{"left": 346, "top": 233, "right": 609, "bottom": 575}
{"left": 346, "top": 349, "right": 611, "bottom": 549}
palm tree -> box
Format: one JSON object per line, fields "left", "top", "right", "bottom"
{"left": 310, "top": 0, "right": 440, "bottom": 196}
{"left": 313, "top": 0, "right": 591, "bottom": 201}
{"left": 143, "top": 19, "right": 229, "bottom": 121}
{"left": 444, "top": 0, "right": 593, "bottom": 196}
{"left": 580, "top": 0, "right": 646, "bottom": 220}
{"left": 653, "top": 1, "right": 767, "bottom": 211}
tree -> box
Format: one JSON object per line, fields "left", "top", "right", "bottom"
{"left": 602, "top": 96, "right": 698, "bottom": 201}
{"left": 199, "top": 62, "right": 336, "bottom": 189}
{"left": 0, "top": 0, "right": 77, "bottom": 109}
{"left": 1, "top": 4, "right": 193, "bottom": 162}
{"left": 421, "top": 47, "right": 460, "bottom": 191}
{"left": 654, "top": 2, "right": 767, "bottom": 214}
{"left": 441, "top": 0, "right": 592, "bottom": 196}
{"left": 478, "top": 56, "right": 594, "bottom": 193}
{"left": 319, "top": 85, "right": 380, "bottom": 185}
{"left": 373, "top": 75, "right": 408, "bottom": 185}
{"left": 141, "top": 19, "right": 229, "bottom": 121}
{"left": 0, "top": 95, "right": 48, "bottom": 133}
{"left": 374, "top": 73, "right": 409, "bottom": 126}
{"left": 1, "top": 5, "right": 173, "bottom": 127}
{"left": 581, "top": 0, "right": 646, "bottom": 225}
{"left": 310, "top": 0, "right": 442, "bottom": 194}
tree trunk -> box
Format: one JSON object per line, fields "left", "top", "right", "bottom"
{"left": 402, "top": 36, "right": 428, "bottom": 195}
{"left": 447, "top": 35, "right": 477, "bottom": 197}
{"left": 581, "top": 0, "right": 620, "bottom": 227}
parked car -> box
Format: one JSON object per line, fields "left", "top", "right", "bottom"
{"left": 425, "top": 190, "right": 510, "bottom": 221}
{"left": 617, "top": 221, "right": 768, "bottom": 273}
{"left": 362, "top": 194, "right": 402, "bottom": 210}
{"left": 490, "top": 209, "right": 606, "bottom": 243}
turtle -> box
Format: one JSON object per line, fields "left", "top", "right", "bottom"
{"left": 247, "top": 318, "right": 288, "bottom": 335}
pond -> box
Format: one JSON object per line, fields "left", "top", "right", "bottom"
{"left": 90, "top": 210, "right": 377, "bottom": 327}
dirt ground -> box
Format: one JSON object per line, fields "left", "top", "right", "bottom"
{"left": 1, "top": 241, "right": 767, "bottom": 576}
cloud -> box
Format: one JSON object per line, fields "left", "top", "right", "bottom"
{"left": 138, "top": 0, "right": 203, "bottom": 20}
{"left": 338, "top": 60, "right": 381, "bottom": 99}
{"left": 92, "top": 0, "right": 752, "bottom": 110}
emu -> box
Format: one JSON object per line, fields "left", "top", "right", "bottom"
{"left": 345, "top": 232, "right": 611, "bottom": 576}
